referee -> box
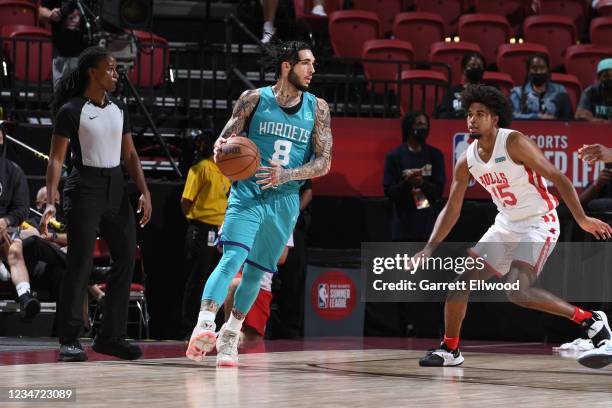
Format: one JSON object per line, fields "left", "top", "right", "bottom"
{"left": 42, "top": 47, "right": 152, "bottom": 362}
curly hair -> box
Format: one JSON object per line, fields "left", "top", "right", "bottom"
{"left": 259, "top": 39, "right": 312, "bottom": 79}
{"left": 460, "top": 84, "right": 512, "bottom": 128}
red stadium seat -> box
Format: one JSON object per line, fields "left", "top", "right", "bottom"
{"left": 550, "top": 72, "right": 581, "bottom": 113}
{"left": 474, "top": 0, "right": 523, "bottom": 16}
{"left": 565, "top": 44, "right": 612, "bottom": 88}
{"left": 483, "top": 71, "right": 515, "bottom": 95}
{"left": 594, "top": 0, "right": 612, "bottom": 17}
{"left": 362, "top": 39, "right": 414, "bottom": 94}
{"left": 128, "top": 30, "right": 169, "bottom": 88}
{"left": 0, "top": 0, "right": 37, "bottom": 30}
{"left": 590, "top": 17, "right": 612, "bottom": 47}
{"left": 430, "top": 41, "right": 481, "bottom": 85}
{"left": 329, "top": 10, "right": 380, "bottom": 59}
{"left": 497, "top": 42, "right": 549, "bottom": 85}
{"left": 293, "top": 0, "right": 343, "bottom": 32}
{"left": 458, "top": 14, "right": 511, "bottom": 66}
{"left": 398, "top": 70, "right": 448, "bottom": 116}
{"left": 523, "top": 15, "right": 577, "bottom": 69}
{"left": 414, "top": 0, "right": 464, "bottom": 36}
{"left": 540, "top": 0, "right": 587, "bottom": 31}
{"left": 354, "top": 0, "right": 402, "bottom": 36}
{"left": 393, "top": 13, "right": 444, "bottom": 63}
{"left": 2, "top": 25, "right": 52, "bottom": 82}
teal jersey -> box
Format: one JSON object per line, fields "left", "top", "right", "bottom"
{"left": 233, "top": 86, "right": 316, "bottom": 198}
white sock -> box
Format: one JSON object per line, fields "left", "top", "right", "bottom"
{"left": 263, "top": 21, "right": 274, "bottom": 33}
{"left": 16, "top": 282, "right": 30, "bottom": 297}
{"left": 227, "top": 313, "right": 244, "bottom": 332}
{"left": 197, "top": 310, "right": 216, "bottom": 328}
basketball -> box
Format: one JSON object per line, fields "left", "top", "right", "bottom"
{"left": 216, "top": 136, "right": 260, "bottom": 180}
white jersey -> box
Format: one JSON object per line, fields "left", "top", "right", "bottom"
{"left": 466, "top": 128, "right": 558, "bottom": 222}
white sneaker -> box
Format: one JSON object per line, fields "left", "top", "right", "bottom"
{"left": 578, "top": 339, "right": 612, "bottom": 369}
{"left": 419, "top": 344, "right": 464, "bottom": 367}
{"left": 311, "top": 5, "right": 327, "bottom": 16}
{"left": 186, "top": 320, "right": 216, "bottom": 362}
{"left": 216, "top": 323, "right": 240, "bottom": 367}
{"left": 583, "top": 310, "right": 612, "bottom": 347}
{"left": 554, "top": 338, "right": 594, "bottom": 351}
{"left": 261, "top": 27, "right": 275, "bottom": 44}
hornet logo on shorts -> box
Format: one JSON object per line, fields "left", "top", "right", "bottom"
{"left": 453, "top": 133, "right": 475, "bottom": 187}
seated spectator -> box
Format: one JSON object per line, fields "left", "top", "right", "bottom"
{"left": 261, "top": 0, "right": 327, "bottom": 43}
{"left": 575, "top": 58, "right": 612, "bottom": 123}
{"left": 436, "top": 52, "right": 486, "bottom": 119}
{"left": 510, "top": 53, "right": 572, "bottom": 120}
{"left": 383, "top": 112, "right": 446, "bottom": 241}
{"left": 579, "top": 164, "right": 612, "bottom": 213}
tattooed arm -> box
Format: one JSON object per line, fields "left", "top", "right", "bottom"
{"left": 256, "top": 98, "right": 333, "bottom": 189}
{"left": 213, "top": 89, "right": 260, "bottom": 160}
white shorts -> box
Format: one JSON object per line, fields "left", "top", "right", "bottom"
{"left": 468, "top": 210, "right": 560, "bottom": 277}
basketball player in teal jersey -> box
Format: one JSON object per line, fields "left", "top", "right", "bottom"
{"left": 186, "top": 41, "right": 332, "bottom": 366}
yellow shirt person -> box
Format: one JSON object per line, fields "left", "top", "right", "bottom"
{"left": 181, "top": 158, "right": 231, "bottom": 226}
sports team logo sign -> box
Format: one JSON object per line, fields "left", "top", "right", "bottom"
{"left": 311, "top": 271, "right": 357, "bottom": 321}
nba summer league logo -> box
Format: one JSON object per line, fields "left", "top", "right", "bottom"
{"left": 311, "top": 271, "right": 356, "bottom": 321}
{"left": 453, "top": 133, "right": 475, "bottom": 187}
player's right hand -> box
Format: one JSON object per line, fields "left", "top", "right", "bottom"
{"left": 579, "top": 216, "right": 612, "bottom": 240}
{"left": 39, "top": 204, "right": 56, "bottom": 236}
{"left": 405, "top": 248, "right": 433, "bottom": 273}
{"left": 213, "top": 134, "right": 234, "bottom": 163}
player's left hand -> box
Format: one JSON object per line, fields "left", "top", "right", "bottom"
{"left": 578, "top": 144, "right": 612, "bottom": 165}
{"left": 578, "top": 216, "right": 612, "bottom": 240}
{"left": 137, "top": 192, "right": 152, "bottom": 227}
{"left": 255, "top": 159, "right": 286, "bottom": 190}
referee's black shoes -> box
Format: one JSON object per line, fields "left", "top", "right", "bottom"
{"left": 92, "top": 336, "right": 143, "bottom": 360}
{"left": 58, "top": 342, "right": 87, "bottom": 362}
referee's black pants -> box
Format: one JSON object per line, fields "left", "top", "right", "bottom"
{"left": 59, "top": 166, "right": 136, "bottom": 344}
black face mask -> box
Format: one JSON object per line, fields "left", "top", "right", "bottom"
{"left": 601, "top": 79, "right": 612, "bottom": 90}
{"left": 465, "top": 67, "right": 484, "bottom": 84}
{"left": 412, "top": 127, "right": 429, "bottom": 145}
{"left": 530, "top": 73, "right": 548, "bottom": 87}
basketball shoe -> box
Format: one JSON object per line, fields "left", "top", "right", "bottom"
{"left": 419, "top": 343, "right": 464, "bottom": 367}
{"left": 582, "top": 310, "right": 611, "bottom": 348}
{"left": 216, "top": 323, "right": 240, "bottom": 367}
{"left": 577, "top": 339, "right": 612, "bottom": 369}
{"left": 186, "top": 320, "right": 216, "bottom": 362}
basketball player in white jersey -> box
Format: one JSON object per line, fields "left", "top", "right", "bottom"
{"left": 416, "top": 85, "right": 612, "bottom": 367}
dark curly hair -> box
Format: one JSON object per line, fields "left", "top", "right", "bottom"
{"left": 259, "top": 39, "right": 312, "bottom": 79}
{"left": 460, "top": 84, "right": 512, "bottom": 128}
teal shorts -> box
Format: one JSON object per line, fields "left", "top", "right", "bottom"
{"left": 219, "top": 189, "right": 300, "bottom": 273}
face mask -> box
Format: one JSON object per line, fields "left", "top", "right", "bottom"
{"left": 465, "top": 67, "right": 484, "bottom": 84}
{"left": 530, "top": 73, "right": 548, "bottom": 87}
{"left": 412, "top": 127, "right": 429, "bottom": 145}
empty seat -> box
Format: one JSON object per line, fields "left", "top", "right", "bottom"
{"left": 293, "top": 0, "right": 343, "bottom": 32}
{"left": 458, "top": 14, "right": 511, "bottom": 66}
{"left": 594, "top": 0, "right": 612, "bottom": 17}
{"left": 474, "top": 0, "right": 524, "bottom": 16}
{"left": 550, "top": 72, "right": 581, "bottom": 112}
{"left": 128, "top": 30, "right": 169, "bottom": 88}
{"left": 393, "top": 12, "right": 444, "bottom": 63}
{"left": 540, "top": 0, "right": 587, "bottom": 31}
{"left": 565, "top": 44, "right": 612, "bottom": 88}
{"left": 2, "top": 25, "right": 52, "bottom": 82}
{"left": 414, "top": 0, "right": 464, "bottom": 36}
{"left": 0, "top": 0, "right": 37, "bottom": 30}
{"left": 483, "top": 71, "right": 515, "bottom": 95}
{"left": 497, "top": 42, "right": 550, "bottom": 85}
{"left": 523, "top": 15, "right": 576, "bottom": 69}
{"left": 329, "top": 10, "right": 380, "bottom": 59}
{"left": 590, "top": 17, "right": 612, "bottom": 47}
{"left": 430, "top": 41, "right": 481, "bottom": 85}
{"left": 362, "top": 39, "right": 414, "bottom": 93}
{"left": 398, "top": 70, "right": 448, "bottom": 116}
{"left": 354, "top": 0, "right": 402, "bottom": 36}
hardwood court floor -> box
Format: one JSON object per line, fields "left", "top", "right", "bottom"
{"left": 0, "top": 338, "right": 610, "bottom": 407}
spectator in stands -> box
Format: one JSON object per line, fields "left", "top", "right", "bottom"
{"left": 40, "top": 1, "right": 90, "bottom": 88}
{"left": 436, "top": 52, "right": 486, "bottom": 119}
{"left": 180, "top": 130, "right": 231, "bottom": 338}
{"left": 579, "top": 164, "right": 612, "bottom": 213}
{"left": 575, "top": 58, "right": 612, "bottom": 123}
{"left": 261, "top": 0, "right": 327, "bottom": 43}
{"left": 383, "top": 112, "right": 446, "bottom": 241}
{"left": 510, "top": 53, "right": 572, "bottom": 120}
